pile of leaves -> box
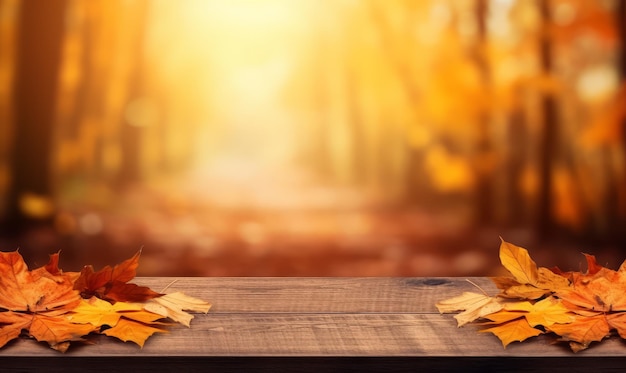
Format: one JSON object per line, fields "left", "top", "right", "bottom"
{"left": 0, "top": 250, "right": 210, "bottom": 352}
{"left": 436, "top": 239, "right": 626, "bottom": 352}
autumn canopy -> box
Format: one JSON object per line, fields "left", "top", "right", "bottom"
{"left": 437, "top": 239, "right": 626, "bottom": 352}
{"left": 0, "top": 250, "right": 210, "bottom": 352}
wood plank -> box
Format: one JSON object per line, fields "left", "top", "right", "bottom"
{"left": 1, "top": 277, "right": 626, "bottom": 372}
{"left": 8, "top": 312, "right": 626, "bottom": 357}
{"left": 134, "top": 277, "right": 498, "bottom": 313}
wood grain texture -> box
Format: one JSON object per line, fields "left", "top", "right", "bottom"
{"left": 2, "top": 277, "right": 626, "bottom": 372}
{"left": 134, "top": 277, "right": 497, "bottom": 313}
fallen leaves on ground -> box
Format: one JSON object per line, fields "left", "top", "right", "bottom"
{"left": 436, "top": 238, "right": 626, "bottom": 352}
{"left": 0, "top": 250, "right": 210, "bottom": 352}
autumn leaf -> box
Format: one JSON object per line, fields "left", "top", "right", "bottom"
{"left": 29, "top": 313, "right": 98, "bottom": 352}
{"left": 503, "top": 297, "right": 574, "bottom": 327}
{"left": 498, "top": 284, "right": 550, "bottom": 300}
{"left": 68, "top": 297, "right": 144, "bottom": 327}
{"left": 73, "top": 250, "right": 162, "bottom": 302}
{"left": 436, "top": 292, "right": 503, "bottom": 327}
{"left": 547, "top": 315, "right": 610, "bottom": 351}
{"left": 498, "top": 238, "right": 538, "bottom": 285}
{"left": 102, "top": 318, "right": 168, "bottom": 348}
{"left": 0, "top": 252, "right": 92, "bottom": 350}
{"left": 437, "top": 239, "right": 626, "bottom": 352}
{"left": 68, "top": 297, "right": 168, "bottom": 347}
{"left": 0, "top": 251, "right": 80, "bottom": 312}
{"left": 480, "top": 318, "right": 542, "bottom": 347}
{"left": 0, "top": 250, "right": 210, "bottom": 352}
{"left": 0, "top": 312, "right": 32, "bottom": 349}
{"left": 137, "top": 292, "right": 212, "bottom": 327}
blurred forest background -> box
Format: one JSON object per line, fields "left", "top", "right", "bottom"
{"left": 0, "top": 0, "right": 625, "bottom": 276}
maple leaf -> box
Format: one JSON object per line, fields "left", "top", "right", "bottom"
{"left": 480, "top": 318, "right": 543, "bottom": 348}
{"left": 102, "top": 318, "right": 168, "bottom": 348}
{"left": 69, "top": 297, "right": 144, "bottom": 327}
{"left": 0, "top": 312, "right": 32, "bottom": 349}
{"left": 0, "top": 251, "right": 80, "bottom": 312}
{"left": 437, "top": 239, "right": 626, "bottom": 352}
{"left": 68, "top": 297, "right": 168, "bottom": 347}
{"left": 137, "top": 292, "right": 212, "bottom": 327}
{"left": 0, "top": 250, "right": 211, "bottom": 352}
{"left": 555, "top": 255, "right": 626, "bottom": 312}
{"left": 0, "top": 252, "right": 93, "bottom": 351}
{"left": 503, "top": 297, "right": 574, "bottom": 327}
{"left": 73, "top": 250, "right": 162, "bottom": 302}
{"left": 29, "top": 313, "right": 98, "bottom": 352}
{"left": 436, "top": 292, "right": 503, "bottom": 327}
{"left": 547, "top": 315, "right": 610, "bottom": 351}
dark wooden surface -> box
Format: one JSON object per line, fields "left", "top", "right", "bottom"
{"left": 2, "top": 277, "right": 626, "bottom": 372}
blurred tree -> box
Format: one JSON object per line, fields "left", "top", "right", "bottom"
{"left": 474, "top": 0, "right": 495, "bottom": 225}
{"left": 536, "top": 0, "right": 559, "bottom": 238}
{"left": 117, "top": 0, "right": 149, "bottom": 186}
{"left": 4, "top": 0, "right": 67, "bottom": 231}
{"left": 367, "top": 1, "right": 425, "bottom": 204}
{"left": 617, "top": 0, "right": 626, "bottom": 247}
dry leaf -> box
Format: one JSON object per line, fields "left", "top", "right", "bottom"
{"left": 498, "top": 238, "right": 538, "bottom": 285}
{"left": 437, "top": 239, "right": 626, "bottom": 352}
{"left": 102, "top": 318, "right": 168, "bottom": 348}
{"left": 480, "top": 318, "right": 542, "bottom": 347}
{"left": 73, "top": 250, "right": 162, "bottom": 303}
{"left": 0, "top": 250, "right": 210, "bottom": 352}
{"left": 436, "top": 292, "right": 503, "bottom": 327}
{"left": 137, "top": 292, "right": 212, "bottom": 327}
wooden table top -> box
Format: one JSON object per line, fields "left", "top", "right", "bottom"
{"left": 3, "top": 277, "right": 626, "bottom": 372}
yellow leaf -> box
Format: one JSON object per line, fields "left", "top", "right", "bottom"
{"left": 69, "top": 297, "right": 143, "bottom": 327}
{"left": 137, "top": 292, "right": 211, "bottom": 327}
{"left": 522, "top": 297, "right": 575, "bottom": 327}
{"left": 102, "top": 318, "right": 167, "bottom": 348}
{"left": 119, "top": 310, "right": 168, "bottom": 324}
{"left": 499, "top": 239, "right": 538, "bottom": 285}
{"left": 481, "top": 318, "right": 542, "bottom": 347}
{"left": 536, "top": 267, "right": 570, "bottom": 291}
{"left": 436, "top": 292, "right": 502, "bottom": 327}
{"left": 501, "top": 284, "right": 550, "bottom": 300}
{"left": 482, "top": 310, "right": 526, "bottom": 324}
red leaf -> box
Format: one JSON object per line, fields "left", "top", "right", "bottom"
{"left": 74, "top": 251, "right": 161, "bottom": 302}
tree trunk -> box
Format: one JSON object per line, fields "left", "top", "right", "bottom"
{"left": 117, "top": 0, "right": 149, "bottom": 186}
{"left": 5, "top": 0, "right": 67, "bottom": 230}
{"left": 367, "top": 1, "right": 425, "bottom": 205}
{"left": 616, "top": 0, "right": 626, "bottom": 249}
{"left": 536, "top": 0, "right": 559, "bottom": 239}
{"left": 506, "top": 105, "right": 529, "bottom": 227}
{"left": 474, "top": 0, "right": 494, "bottom": 225}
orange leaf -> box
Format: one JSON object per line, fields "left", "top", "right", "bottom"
{"left": 0, "top": 312, "right": 32, "bottom": 349}
{"left": 29, "top": 314, "right": 97, "bottom": 350}
{"left": 0, "top": 251, "right": 80, "bottom": 313}
{"left": 0, "top": 250, "right": 209, "bottom": 352}
{"left": 438, "top": 240, "right": 626, "bottom": 352}
{"left": 498, "top": 239, "right": 538, "bottom": 285}
{"left": 547, "top": 315, "right": 610, "bottom": 351}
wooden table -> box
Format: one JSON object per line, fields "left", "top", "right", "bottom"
{"left": 2, "top": 277, "right": 626, "bottom": 372}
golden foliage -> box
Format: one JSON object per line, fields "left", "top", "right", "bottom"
{"left": 0, "top": 251, "right": 210, "bottom": 352}
{"left": 437, "top": 239, "right": 626, "bottom": 352}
